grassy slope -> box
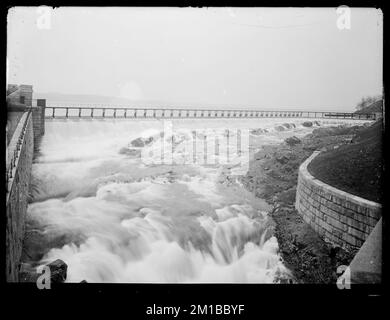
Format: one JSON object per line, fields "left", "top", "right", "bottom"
{"left": 308, "top": 120, "right": 383, "bottom": 203}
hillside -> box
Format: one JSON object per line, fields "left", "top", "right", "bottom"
{"left": 355, "top": 99, "right": 383, "bottom": 114}
{"left": 308, "top": 120, "right": 383, "bottom": 203}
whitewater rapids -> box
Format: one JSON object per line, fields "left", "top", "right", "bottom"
{"left": 24, "top": 118, "right": 369, "bottom": 283}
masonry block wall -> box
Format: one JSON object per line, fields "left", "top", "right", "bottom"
{"left": 295, "top": 151, "right": 382, "bottom": 250}
{"left": 7, "top": 84, "right": 35, "bottom": 145}
{"left": 7, "top": 84, "right": 33, "bottom": 106}
{"left": 6, "top": 113, "right": 34, "bottom": 282}
{"left": 32, "top": 99, "right": 46, "bottom": 150}
{"left": 6, "top": 84, "right": 45, "bottom": 281}
{"left": 19, "top": 85, "right": 33, "bottom": 106}
{"left": 7, "top": 111, "right": 25, "bottom": 145}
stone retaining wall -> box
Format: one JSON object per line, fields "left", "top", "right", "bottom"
{"left": 7, "top": 111, "right": 24, "bottom": 145}
{"left": 6, "top": 112, "right": 34, "bottom": 282}
{"left": 32, "top": 100, "right": 45, "bottom": 150}
{"left": 295, "top": 151, "right": 382, "bottom": 250}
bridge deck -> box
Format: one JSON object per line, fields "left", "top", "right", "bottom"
{"left": 43, "top": 107, "right": 377, "bottom": 120}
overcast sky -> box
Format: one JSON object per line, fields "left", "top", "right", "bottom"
{"left": 7, "top": 7, "right": 383, "bottom": 111}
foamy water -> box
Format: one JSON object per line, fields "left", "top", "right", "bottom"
{"left": 24, "top": 118, "right": 369, "bottom": 283}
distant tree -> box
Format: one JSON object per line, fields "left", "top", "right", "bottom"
{"left": 356, "top": 94, "right": 383, "bottom": 111}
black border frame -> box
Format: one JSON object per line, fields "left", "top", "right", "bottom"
{"left": 1, "top": 0, "right": 387, "bottom": 314}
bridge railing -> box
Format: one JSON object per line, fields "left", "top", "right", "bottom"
{"left": 43, "top": 106, "right": 378, "bottom": 120}
{"left": 6, "top": 109, "right": 32, "bottom": 194}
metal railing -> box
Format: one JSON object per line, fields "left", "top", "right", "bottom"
{"left": 6, "top": 109, "right": 32, "bottom": 194}
{"left": 43, "top": 107, "right": 378, "bottom": 120}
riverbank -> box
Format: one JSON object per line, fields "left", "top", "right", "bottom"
{"left": 241, "top": 121, "right": 375, "bottom": 283}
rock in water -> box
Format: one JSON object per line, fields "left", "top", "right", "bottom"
{"left": 302, "top": 121, "right": 313, "bottom": 127}
{"left": 20, "top": 259, "right": 68, "bottom": 283}
{"left": 119, "top": 147, "right": 141, "bottom": 156}
{"left": 251, "top": 129, "right": 264, "bottom": 135}
{"left": 47, "top": 259, "right": 67, "bottom": 283}
{"left": 130, "top": 137, "right": 145, "bottom": 147}
{"left": 285, "top": 136, "right": 301, "bottom": 146}
{"left": 130, "top": 136, "right": 154, "bottom": 148}
{"left": 275, "top": 155, "right": 290, "bottom": 164}
{"left": 144, "top": 136, "right": 154, "bottom": 145}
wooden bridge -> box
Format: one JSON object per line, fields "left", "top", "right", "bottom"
{"left": 43, "top": 106, "right": 378, "bottom": 120}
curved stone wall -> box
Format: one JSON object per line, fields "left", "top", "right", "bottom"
{"left": 295, "top": 151, "right": 382, "bottom": 250}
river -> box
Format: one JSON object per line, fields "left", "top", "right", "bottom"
{"left": 23, "top": 117, "right": 367, "bottom": 283}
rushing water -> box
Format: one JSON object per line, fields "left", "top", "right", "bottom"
{"left": 23, "top": 118, "right": 368, "bottom": 283}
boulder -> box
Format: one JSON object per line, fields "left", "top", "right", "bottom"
{"left": 285, "top": 136, "right": 301, "bottom": 146}
{"left": 20, "top": 259, "right": 68, "bottom": 283}
{"left": 144, "top": 136, "right": 154, "bottom": 145}
{"left": 302, "top": 121, "right": 313, "bottom": 127}
{"left": 130, "top": 137, "right": 145, "bottom": 147}
{"left": 275, "top": 155, "right": 290, "bottom": 165}
{"left": 119, "top": 147, "right": 141, "bottom": 156}
{"left": 47, "top": 259, "right": 68, "bottom": 283}
{"left": 250, "top": 128, "right": 264, "bottom": 135}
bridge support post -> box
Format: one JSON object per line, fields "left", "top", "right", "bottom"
{"left": 32, "top": 99, "right": 45, "bottom": 151}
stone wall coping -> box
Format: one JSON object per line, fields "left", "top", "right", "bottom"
{"left": 6, "top": 112, "right": 32, "bottom": 205}
{"left": 299, "top": 151, "right": 382, "bottom": 210}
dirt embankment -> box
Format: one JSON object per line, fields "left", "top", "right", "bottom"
{"left": 241, "top": 122, "right": 375, "bottom": 283}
